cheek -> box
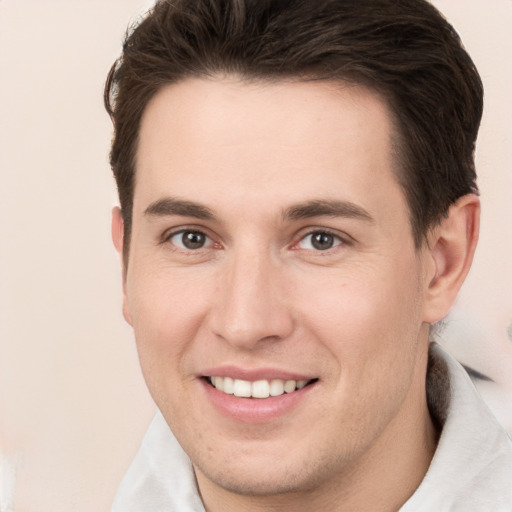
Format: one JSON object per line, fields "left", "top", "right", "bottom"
{"left": 294, "top": 259, "right": 425, "bottom": 378}
{"left": 301, "top": 263, "right": 422, "bottom": 329}
{"left": 128, "top": 263, "right": 210, "bottom": 331}
{"left": 125, "top": 269, "right": 212, "bottom": 387}
{"left": 297, "top": 263, "right": 426, "bottom": 431}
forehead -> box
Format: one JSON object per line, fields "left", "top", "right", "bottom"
{"left": 134, "top": 77, "right": 407, "bottom": 226}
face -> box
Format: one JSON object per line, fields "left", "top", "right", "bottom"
{"left": 117, "top": 78, "right": 438, "bottom": 500}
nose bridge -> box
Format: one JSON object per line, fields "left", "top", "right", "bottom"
{"left": 211, "top": 242, "right": 293, "bottom": 348}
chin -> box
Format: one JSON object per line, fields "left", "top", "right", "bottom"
{"left": 195, "top": 462, "right": 318, "bottom": 497}
{"left": 191, "top": 437, "right": 344, "bottom": 499}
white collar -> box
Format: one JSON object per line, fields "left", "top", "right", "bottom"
{"left": 112, "top": 343, "right": 512, "bottom": 511}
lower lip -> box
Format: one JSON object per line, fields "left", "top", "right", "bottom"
{"left": 200, "top": 379, "right": 316, "bottom": 423}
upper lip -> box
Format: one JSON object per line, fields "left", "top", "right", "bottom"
{"left": 199, "top": 366, "right": 315, "bottom": 382}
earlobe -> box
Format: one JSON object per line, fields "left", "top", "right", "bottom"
{"left": 111, "top": 207, "right": 133, "bottom": 326}
{"left": 423, "top": 194, "right": 480, "bottom": 324}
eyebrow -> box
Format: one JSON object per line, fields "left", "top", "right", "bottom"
{"left": 143, "top": 197, "right": 373, "bottom": 224}
{"left": 283, "top": 199, "right": 374, "bottom": 222}
{"left": 144, "top": 197, "right": 215, "bottom": 220}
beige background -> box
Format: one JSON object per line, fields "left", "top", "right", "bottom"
{"left": 0, "top": 1, "right": 510, "bottom": 511}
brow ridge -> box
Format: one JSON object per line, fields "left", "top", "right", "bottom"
{"left": 284, "top": 199, "right": 373, "bottom": 222}
{"left": 144, "top": 197, "right": 373, "bottom": 224}
{"left": 144, "top": 197, "right": 215, "bottom": 220}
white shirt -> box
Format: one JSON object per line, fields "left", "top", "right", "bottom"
{"left": 112, "top": 344, "right": 512, "bottom": 511}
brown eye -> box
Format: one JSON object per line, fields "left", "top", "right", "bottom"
{"left": 169, "top": 230, "right": 210, "bottom": 250}
{"left": 298, "top": 231, "right": 342, "bottom": 251}
{"left": 311, "top": 232, "right": 335, "bottom": 250}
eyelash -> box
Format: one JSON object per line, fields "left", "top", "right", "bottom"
{"left": 160, "top": 227, "right": 349, "bottom": 255}
{"left": 161, "top": 228, "right": 216, "bottom": 251}
{"left": 293, "top": 229, "right": 345, "bottom": 252}
{"left": 159, "top": 220, "right": 353, "bottom": 256}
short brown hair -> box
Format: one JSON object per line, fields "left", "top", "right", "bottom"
{"left": 105, "top": 0, "right": 483, "bottom": 254}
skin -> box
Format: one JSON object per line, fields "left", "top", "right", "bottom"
{"left": 112, "top": 77, "right": 479, "bottom": 511}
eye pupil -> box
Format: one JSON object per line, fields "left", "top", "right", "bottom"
{"left": 182, "top": 231, "right": 205, "bottom": 249}
{"left": 311, "top": 232, "right": 334, "bottom": 250}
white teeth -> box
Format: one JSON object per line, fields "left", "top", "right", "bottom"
{"left": 209, "top": 376, "right": 311, "bottom": 398}
{"left": 297, "top": 379, "right": 308, "bottom": 389}
{"left": 283, "top": 380, "right": 296, "bottom": 393}
{"left": 269, "top": 379, "right": 284, "bottom": 396}
{"left": 252, "top": 380, "right": 270, "bottom": 399}
{"left": 223, "top": 376, "right": 234, "bottom": 394}
{"left": 233, "top": 379, "right": 252, "bottom": 397}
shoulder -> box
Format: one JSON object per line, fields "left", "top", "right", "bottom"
{"left": 402, "top": 343, "right": 512, "bottom": 511}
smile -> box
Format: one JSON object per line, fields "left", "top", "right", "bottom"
{"left": 207, "top": 376, "right": 314, "bottom": 398}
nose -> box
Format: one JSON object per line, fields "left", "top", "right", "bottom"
{"left": 210, "top": 248, "right": 295, "bottom": 349}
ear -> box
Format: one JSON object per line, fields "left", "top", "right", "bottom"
{"left": 422, "top": 194, "right": 480, "bottom": 324}
{"left": 111, "top": 207, "right": 133, "bottom": 326}
{"left": 111, "top": 206, "right": 125, "bottom": 254}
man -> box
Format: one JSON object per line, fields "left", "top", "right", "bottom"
{"left": 105, "top": 0, "right": 512, "bottom": 510}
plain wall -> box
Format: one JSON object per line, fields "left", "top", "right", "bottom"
{"left": 0, "top": 1, "right": 510, "bottom": 511}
